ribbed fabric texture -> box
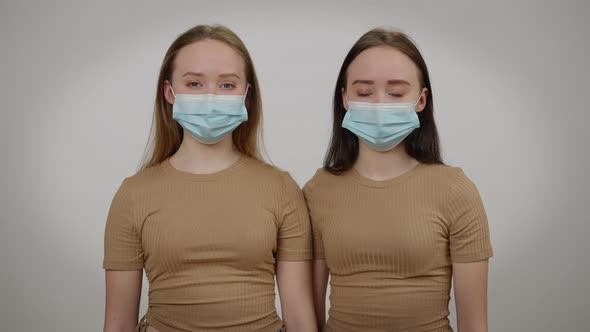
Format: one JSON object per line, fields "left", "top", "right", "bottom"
{"left": 103, "top": 155, "right": 312, "bottom": 332}
{"left": 303, "top": 163, "right": 493, "bottom": 332}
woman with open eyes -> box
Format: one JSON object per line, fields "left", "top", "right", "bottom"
{"left": 103, "top": 25, "right": 316, "bottom": 332}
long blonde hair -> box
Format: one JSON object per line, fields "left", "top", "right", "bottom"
{"left": 141, "top": 25, "right": 264, "bottom": 170}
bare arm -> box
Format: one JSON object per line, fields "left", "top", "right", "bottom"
{"left": 276, "top": 260, "right": 317, "bottom": 332}
{"left": 104, "top": 270, "right": 143, "bottom": 332}
{"left": 453, "top": 259, "right": 489, "bottom": 332}
{"left": 312, "top": 259, "right": 329, "bottom": 331}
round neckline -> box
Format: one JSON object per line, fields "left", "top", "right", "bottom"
{"left": 348, "top": 162, "right": 425, "bottom": 188}
{"left": 161, "top": 154, "right": 247, "bottom": 181}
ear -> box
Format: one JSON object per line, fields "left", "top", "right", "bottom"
{"left": 341, "top": 87, "right": 349, "bottom": 111}
{"left": 416, "top": 88, "right": 428, "bottom": 113}
{"left": 164, "top": 80, "right": 175, "bottom": 105}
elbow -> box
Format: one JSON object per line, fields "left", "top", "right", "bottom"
{"left": 284, "top": 313, "right": 318, "bottom": 332}
{"left": 285, "top": 321, "right": 317, "bottom": 332}
{"left": 457, "top": 320, "right": 488, "bottom": 332}
{"left": 104, "top": 318, "right": 137, "bottom": 332}
{"left": 314, "top": 301, "right": 325, "bottom": 330}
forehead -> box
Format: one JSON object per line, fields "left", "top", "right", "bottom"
{"left": 347, "top": 46, "right": 421, "bottom": 84}
{"left": 173, "top": 39, "right": 245, "bottom": 75}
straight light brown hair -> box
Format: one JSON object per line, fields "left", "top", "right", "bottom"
{"left": 141, "top": 24, "right": 264, "bottom": 170}
{"left": 324, "top": 28, "right": 443, "bottom": 174}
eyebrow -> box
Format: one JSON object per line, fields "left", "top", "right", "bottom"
{"left": 182, "top": 72, "right": 204, "bottom": 77}
{"left": 219, "top": 73, "right": 241, "bottom": 80}
{"left": 351, "top": 79, "right": 410, "bottom": 86}
{"left": 182, "top": 72, "right": 241, "bottom": 79}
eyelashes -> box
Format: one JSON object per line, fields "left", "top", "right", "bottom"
{"left": 186, "top": 82, "right": 237, "bottom": 89}
{"left": 356, "top": 93, "right": 404, "bottom": 98}
{"left": 220, "top": 83, "right": 236, "bottom": 89}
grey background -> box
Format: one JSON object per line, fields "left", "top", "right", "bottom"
{"left": 1, "top": 0, "right": 588, "bottom": 331}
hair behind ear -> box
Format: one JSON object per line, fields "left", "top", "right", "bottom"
{"left": 323, "top": 28, "right": 443, "bottom": 174}
{"left": 140, "top": 24, "right": 266, "bottom": 171}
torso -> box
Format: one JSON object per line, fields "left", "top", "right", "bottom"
{"left": 104, "top": 156, "right": 311, "bottom": 331}
{"left": 304, "top": 164, "right": 492, "bottom": 332}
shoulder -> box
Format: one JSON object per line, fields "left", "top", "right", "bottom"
{"left": 415, "top": 163, "right": 477, "bottom": 190}
{"left": 117, "top": 162, "right": 168, "bottom": 196}
{"left": 240, "top": 157, "right": 301, "bottom": 189}
{"left": 302, "top": 167, "right": 344, "bottom": 199}
{"left": 417, "top": 164, "right": 483, "bottom": 207}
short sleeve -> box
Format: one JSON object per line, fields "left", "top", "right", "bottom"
{"left": 446, "top": 170, "right": 493, "bottom": 263}
{"left": 275, "top": 172, "right": 313, "bottom": 261}
{"left": 311, "top": 223, "right": 324, "bottom": 260}
{"left": 303, "top": 179, "right": 325, "bottom": 260}
{"left": 103, "top": 178, "right": 144, "bottom": 270}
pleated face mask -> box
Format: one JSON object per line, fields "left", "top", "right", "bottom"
{"left": 342, "top": 91, "right": 423, "bottom": 151}
{"left": 170, "top": 85, "right": 249, "bottom": 144}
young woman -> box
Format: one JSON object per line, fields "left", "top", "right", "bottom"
{"left": 103, "top": 25, "right": 316, "bottom": 332}
{"left": 304, "top": 28, "right": 493, "bottom": 332}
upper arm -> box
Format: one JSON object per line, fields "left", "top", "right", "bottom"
{"left": 104, "top": 270, "right": 143, "bottom": 332}
{"left": 446, "top": 171, "right": 492, "bottom": 331}
{"left": 312, "top": 259, "right": 329, "bottom": 328}
{"left": 453, "top": 260, "right": 489, "bottom": 332}
{"left": 274, "top": 173, "right": 316, "bottom": 331}
{"left": 276, "top": 172, "right": 312, "bottom": 261}
{"left": 303, "top": 174, "right": 329, "bottom": 329}
{"left": 276, "top": 261, "right": 317, "bottom": 332}
{"left": 303, "top": 175, "right": 324, "bottom": 261}
{"left": 103, "top": 179, "right": 145, "bottom": 331}
{"left": 103, "top": 179, "right": 144, "bottom": 270}
{"left": 313, "top": 259, "right": 329, "bottom": 300}
{"left": 446, "top": 171, "right": 493, "bottom": 263}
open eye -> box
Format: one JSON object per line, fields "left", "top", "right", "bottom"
{"left": 220, "top": 83, "right": 236, "bottom": 89}
{"left": 187, "top": 82, "right": 202, "bottom": 88}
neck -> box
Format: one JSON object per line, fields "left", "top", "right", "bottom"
{"left": 170, "top": 133, "right": 241, "bottom": 174}
{"left": 354, "top": 141, "right": 419, "bottom": 181}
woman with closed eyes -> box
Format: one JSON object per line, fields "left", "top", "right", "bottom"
{"left": 305, "top": 28, "right": 493, "bottom": 332}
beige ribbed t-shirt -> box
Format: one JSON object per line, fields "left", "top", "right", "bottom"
{"left": 103, "top": 155, "right": 312, "bottom": 332}
{"left": 303, "top": 163, "right": 493, "bottom": 332}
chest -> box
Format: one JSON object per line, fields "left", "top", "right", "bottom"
{"left": 140, "top": 186, "right": 279, "bottom": 272}
{"left": 315, "top": 191, "right": 450, "bottom": 276}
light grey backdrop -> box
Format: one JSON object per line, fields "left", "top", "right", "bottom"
{"left": 1, "top": 0, "right": 588, "bottom": 331}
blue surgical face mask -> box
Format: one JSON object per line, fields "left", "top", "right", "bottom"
{"left": 170, "top": 85, "right": 249, "bottom": 144}
{"left": 342, "top": 91, "right": 424, "bottom": 152}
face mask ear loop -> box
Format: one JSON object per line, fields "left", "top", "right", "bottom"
{"left": 243, "top": 84, "right": 250, "bottom": 102}
{"left": 169, "top": 82, "right": 176, "bottom": 99}
{"left": 414, "top": 90, "right": 423, "bottom": 106}
{"left": 414, "top": 88, "right": 427, "bottom": 110}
